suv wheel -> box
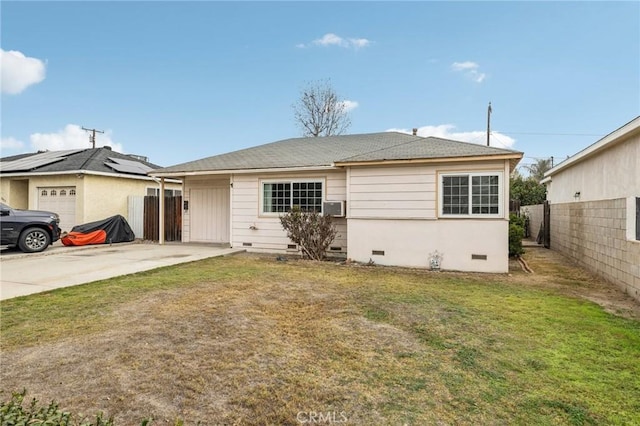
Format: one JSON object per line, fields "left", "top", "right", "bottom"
{"left": 18, "top": 227, "right": 51, "bottom": 253}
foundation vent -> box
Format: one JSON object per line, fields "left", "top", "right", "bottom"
{"left": 372, "top": 250, "right": 385, "bottom": 256}
{"left": 243, "top": 242, "right": 253, "bottom": 247}
{"left": 471, "top": 254, "right": 487, "bottom": 260}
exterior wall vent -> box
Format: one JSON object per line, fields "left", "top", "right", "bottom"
{"left": 372, "top": 250, "right": 385, "bottom": 256}
{"left": 287, "top": 244, "right": 297, "bottom": 250}
{"left": 471, "top": 254, "right": 487, "bottom": 260}
{"left": 243, "top": 242, "right": 252, "bottom": 247}
{"left": 329, "top": 246, "right": 342, "bottom": 251}
{"left": 323, "top": 201, "right": 345, "bottom": 217}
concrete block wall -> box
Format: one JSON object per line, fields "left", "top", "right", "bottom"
{"left": 550, "top": 198, "right": 640, "bottom": 302}
{"left": 520, "top": 204, "right": 544, "bottom": 240}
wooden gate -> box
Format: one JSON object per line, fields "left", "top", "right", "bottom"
{"left": 143, "top": 196, "right": 182, "bottom": 241}
{"left": 542, "top": 200, "right": 551, "bottom": 249}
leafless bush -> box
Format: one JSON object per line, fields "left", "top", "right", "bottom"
{"left": 279, "top": 207, "right": 337, "bottom": 260}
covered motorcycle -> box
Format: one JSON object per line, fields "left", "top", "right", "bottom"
{"left": 61, "top": 215, "right": 135, "bottom": 246}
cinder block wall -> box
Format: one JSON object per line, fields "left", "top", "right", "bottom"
{"left": 521, "top": 204, "right": 544, "bottom": 240}
{"left": 550, "top": 198, "right": 640, "bottom": 302}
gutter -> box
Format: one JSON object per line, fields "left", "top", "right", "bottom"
{"left": 149, "top": 165, "right": 339, "bottom": 178}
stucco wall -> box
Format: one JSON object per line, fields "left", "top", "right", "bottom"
{"left": 1, "top": 174, "right": 180, "bottom": 228}
{"left": 347, "top": 218, "right": 509, "bottom": 272}
{"left": 550, "top": 198, "right": 640, "bottom": 302}
{"left": 0, "top": 178, "right": 28, "bottom": 209}
{"left": 83, "top": 175, "right": 181, "bottom": 224}
{"left": 546, "top": 134, "right": 640, "bottom": 204}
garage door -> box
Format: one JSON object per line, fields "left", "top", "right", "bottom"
{"left": 190, "top": 187, "right": 229, "bottom": 243}
{"left": 38, "top": 187, "right": 76, "bottom": 232}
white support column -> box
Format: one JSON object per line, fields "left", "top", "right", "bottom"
{"left": 229, "top": 174, "right": 234, "bottom": 247}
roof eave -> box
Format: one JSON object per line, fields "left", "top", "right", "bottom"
{"left": 334, "top": 153, "right": 523, "bottom": 168}
{"left": 544, "top": 115, "right": 640, "bottom": 178}
{"left": 0, "top": 169, "right": 181, "bottom": 183}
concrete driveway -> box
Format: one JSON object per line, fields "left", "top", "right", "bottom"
{"left": 0, "top": 242, "right": 244, "bottom": 300}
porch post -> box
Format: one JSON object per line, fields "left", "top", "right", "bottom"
{"left": 159, "top": 177, "right": 165, "bottom": 245}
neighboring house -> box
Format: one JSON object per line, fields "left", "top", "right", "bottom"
{"left": 542, "top": 116, "right": 640, "bottom": 302}
{"left": 0, "top": 147, "right": 182, "bottom": 233}
{"left": 150, "top": 132, "right": 522, "bottom": 273}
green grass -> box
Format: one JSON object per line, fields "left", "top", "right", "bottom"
{"left": 1, "top": 253, "right": 639, "bottom": 425}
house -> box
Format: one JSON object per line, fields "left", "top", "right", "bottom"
{"left": 150, "top": 132, "right": 523, "bottom": 273}
{"left": 0, "top": 147, "right": 182, "bottom": 234}
{"left": 542, "top": 116, "right": 640, "bottom": 301}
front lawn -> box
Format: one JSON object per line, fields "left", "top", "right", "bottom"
{"left": 1, "top": 251, "right": 639, "bottom": 425}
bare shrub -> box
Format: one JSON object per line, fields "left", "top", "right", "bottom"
{"left": 279, "top": 207, "right": 337, "bottom": 260}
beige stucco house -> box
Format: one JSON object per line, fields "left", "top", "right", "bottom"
{"left": 151, "top": 132, "right": 522, "bottom": 273}
{"left": 542, "top": 116, "right": 640, "bottom": 301}
{"left": 0, "top": 147, "right": 181, "bottom": 233}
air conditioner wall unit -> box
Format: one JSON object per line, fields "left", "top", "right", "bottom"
{"left": 323, "top": 201, "right": 346, "bottom": 217}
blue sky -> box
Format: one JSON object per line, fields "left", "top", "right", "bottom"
{"left": 2, "top": 1, "right": 639, "bottom": 172}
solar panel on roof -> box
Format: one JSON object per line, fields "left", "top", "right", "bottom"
{"left": 108, "top": 157, "right": 153, "bottom": 171}
{"left": 0, "top": 149, "right": 84, "bottom": 172}
{"left": 104, "top": 157, "right": 153, "bottom": 175}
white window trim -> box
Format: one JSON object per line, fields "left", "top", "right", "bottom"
{"left": 259, "top": 178, "right": 325, "bottom": 216}
{"left": 438, "top": 171, "right": 504, "bottom": 219}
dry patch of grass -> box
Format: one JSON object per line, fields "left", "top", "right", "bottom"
{"left": 1, "top": 252, "right": 639, "bottom": 425}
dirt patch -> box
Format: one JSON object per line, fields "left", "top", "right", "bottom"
{"left": 510, "top": 245, "right": 640, "bottom": 321}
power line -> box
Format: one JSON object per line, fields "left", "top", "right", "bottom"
{"left": 495, "top": 131, "right": 604, "bottom": 137}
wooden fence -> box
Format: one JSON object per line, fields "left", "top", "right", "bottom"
{"left": 143, "top": 195, "right": 182, "bottom": 241}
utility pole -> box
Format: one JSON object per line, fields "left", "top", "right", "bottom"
{"left": 486, "top": 102, "right": 492, "bottom": 147}
{"left": 81, "top": 127, "right": 104, "bottom": 148}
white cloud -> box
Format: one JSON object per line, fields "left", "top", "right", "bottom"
{"left": 0, "top": 49, "right": 47, "bottom": 94}
{"left": 388, "top": 124, "right": 516, "bottom": 149}
{"left": 338, "top": 100, "right": 359, "bottom": 112}
{"left": 348, "top": 38, "right": 371, "bottom": 49}
{"left": 451, "top": 61, "right": 486, "bottom": 83}
{"left": 297, "top": 33, "right": 372, "bottom": 49}
{"left": 451, "top": 61, "right": 478, "bottom": 71}
{"left": 29, "top": 124, "right": 123, "bottom": 152}
{"left": 315, "top": 33, "right": 345, "bottom": 47}
{"left": 1, "top": 137, "right": 25, "bottom": 150}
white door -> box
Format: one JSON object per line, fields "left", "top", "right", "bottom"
{"left": 189, "top": 187, "right": 230, "bottom": 243}
{"left": 38, "top": 187, "right": 76, "bottom": 232}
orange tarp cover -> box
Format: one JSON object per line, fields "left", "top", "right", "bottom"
{"left": 61, "top": 230, "right": 107, "bottom": 246}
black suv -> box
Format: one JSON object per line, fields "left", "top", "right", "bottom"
{"left": 0, "top": 202, "right": 61, "bottom": 253}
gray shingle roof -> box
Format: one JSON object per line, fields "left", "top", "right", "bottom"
{"left": 153, "top": 132, "right": 522, "bottom": 174}
{"left": 0, "top": 148, "right": 161, "bottom": 175}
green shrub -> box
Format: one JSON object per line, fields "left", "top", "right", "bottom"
{"left": 509, "top": 213, "right": 525, "bottom": 256}
{"left": 0, "top": 390, "right": 151, "bottom": 426}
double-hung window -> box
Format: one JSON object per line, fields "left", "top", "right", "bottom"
{"left": 262, "top": 180, "right": 323, "bottom": 214}
{"left": 440, "top": 172, "right": 502, "bottom": 217}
